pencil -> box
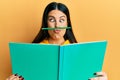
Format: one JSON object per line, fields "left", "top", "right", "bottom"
{"left": 42, "top": 27, "right": 71, "bottom": 30}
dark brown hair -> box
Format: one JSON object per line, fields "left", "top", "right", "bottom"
{"left": 32, "top": 2, "right": 77, "bottom": 43}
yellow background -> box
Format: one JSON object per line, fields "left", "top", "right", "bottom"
{"left": 0, "top": 0, "right": 120, "bottom": 79}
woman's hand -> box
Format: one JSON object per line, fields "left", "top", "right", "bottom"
{"left": 6, "top": 74, "right": 24, "bottom": 80}
{"left": 89, "top": 72, "right": 108, "bottom": 80}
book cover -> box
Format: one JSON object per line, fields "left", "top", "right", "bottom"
{"left": 9, "top": 40, "right": 107, "bottom": 80}
{"left": 59, "top": 41, "right": 107, "bottom": 80}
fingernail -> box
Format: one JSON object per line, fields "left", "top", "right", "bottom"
{"left": 93, "top": 72, "right": 97, "bottom": 75}
{"left": 14, "top": 73, "right": 18, "bottom": 76}
{"left": 19, "top": 76, "right": 22, "bottom": 78}
{"left": 21, "top": 78, "right": 24, "bottom": 80}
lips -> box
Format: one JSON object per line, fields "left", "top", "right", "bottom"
{"left": 54, "top": 29, "right": 61, "bottom": 33}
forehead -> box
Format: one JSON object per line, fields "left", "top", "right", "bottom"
{"left": 48, "top": 10, "right": 66, "bottom": 18}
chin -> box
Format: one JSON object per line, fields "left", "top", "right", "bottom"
{"left": 53, "top": 35, "right": 62, "bottom": 40}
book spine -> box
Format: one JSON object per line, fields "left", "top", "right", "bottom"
{"left": 58, "top": 46, "right": 64, "bottom": 80}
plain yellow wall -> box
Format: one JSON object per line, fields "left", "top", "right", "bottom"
{"left": 0, "top": 0, "right": 120, "bottom": 79}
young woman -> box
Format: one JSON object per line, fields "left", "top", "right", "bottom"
{"left": 6, "top": 2, "right": 108, "bottom": 80}
{"left": 32, "top": 2, "right": 77, "bottom": 45}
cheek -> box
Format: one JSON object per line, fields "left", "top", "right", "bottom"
{"left": 62, "top": 22, "right": 67, "bottom": 26}
{"left": 48, "top": 30, "right": 53, "bottom": 35}
{"left": 61, "top": 30, "right": 66, "bottom": 36}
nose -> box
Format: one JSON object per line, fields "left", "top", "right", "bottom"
{"left": 55, "top": 20, "right": 60, "bottom": 28}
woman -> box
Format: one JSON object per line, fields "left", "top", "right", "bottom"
{"left": 6, "top": 2, "right": 108, "bottom": 80}
{"left": 32, "top": 2, "right": 77, "bottom": 45}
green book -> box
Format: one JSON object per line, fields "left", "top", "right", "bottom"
{"left": 9, "top": 40, "right": 107, "bottom": 80}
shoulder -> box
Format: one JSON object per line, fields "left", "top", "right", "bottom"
{"left": 63, "top": 40, "right": 70, "bottom": 45}
{"left": 40, "top": 39, "right": 49, "bottom": 44}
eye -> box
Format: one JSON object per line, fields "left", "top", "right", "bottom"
{"left": 48, "top": 18, "right": 55, "bottom": 22}
{"left": 59, "top": 19, "right": 65, "bottom": 23}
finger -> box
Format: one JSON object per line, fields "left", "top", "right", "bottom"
{"left": 19, "top": 76, "right": 24, "bottom": 80}
{"left": 95, "top": 72, "right": 107, "bottom": 76}
{"left": 7, "top": 74, "right": 20, "bottom": 80}
{"left": 12, "top": 75, "right": 24, "bottom": 80}
{"left": 89, "top": 77, "right": 98, "bottom": 80}
{"left": 20, "top": 77, "right": 24, "bottom": 80}
{"left": 94, "top": 76, "right": 107, "bottom": 80}
{"left": 9, "top": 76, "right": 18, "bottom": 80}
{"left": 93, "top": 72, "right": 108, "bottom": 80}
{"left": 14, "top": 73, "right": 18, "bottom": 76}
{"left": 6, "top": 74, "right": 16, "bottom": 80}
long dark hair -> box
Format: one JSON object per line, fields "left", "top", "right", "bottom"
{"left": 32, "top": 2, "right": 77, "bottom": 43}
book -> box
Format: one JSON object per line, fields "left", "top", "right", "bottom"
{"left": 9, "top": 40, "right": 107, "bottom": 80}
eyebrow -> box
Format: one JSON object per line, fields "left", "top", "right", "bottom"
{"left": 48, "top": 15, "right": 66, "bottom": 18}
{"left": 60, "top": 16, "right": 66, "bottom": 18}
